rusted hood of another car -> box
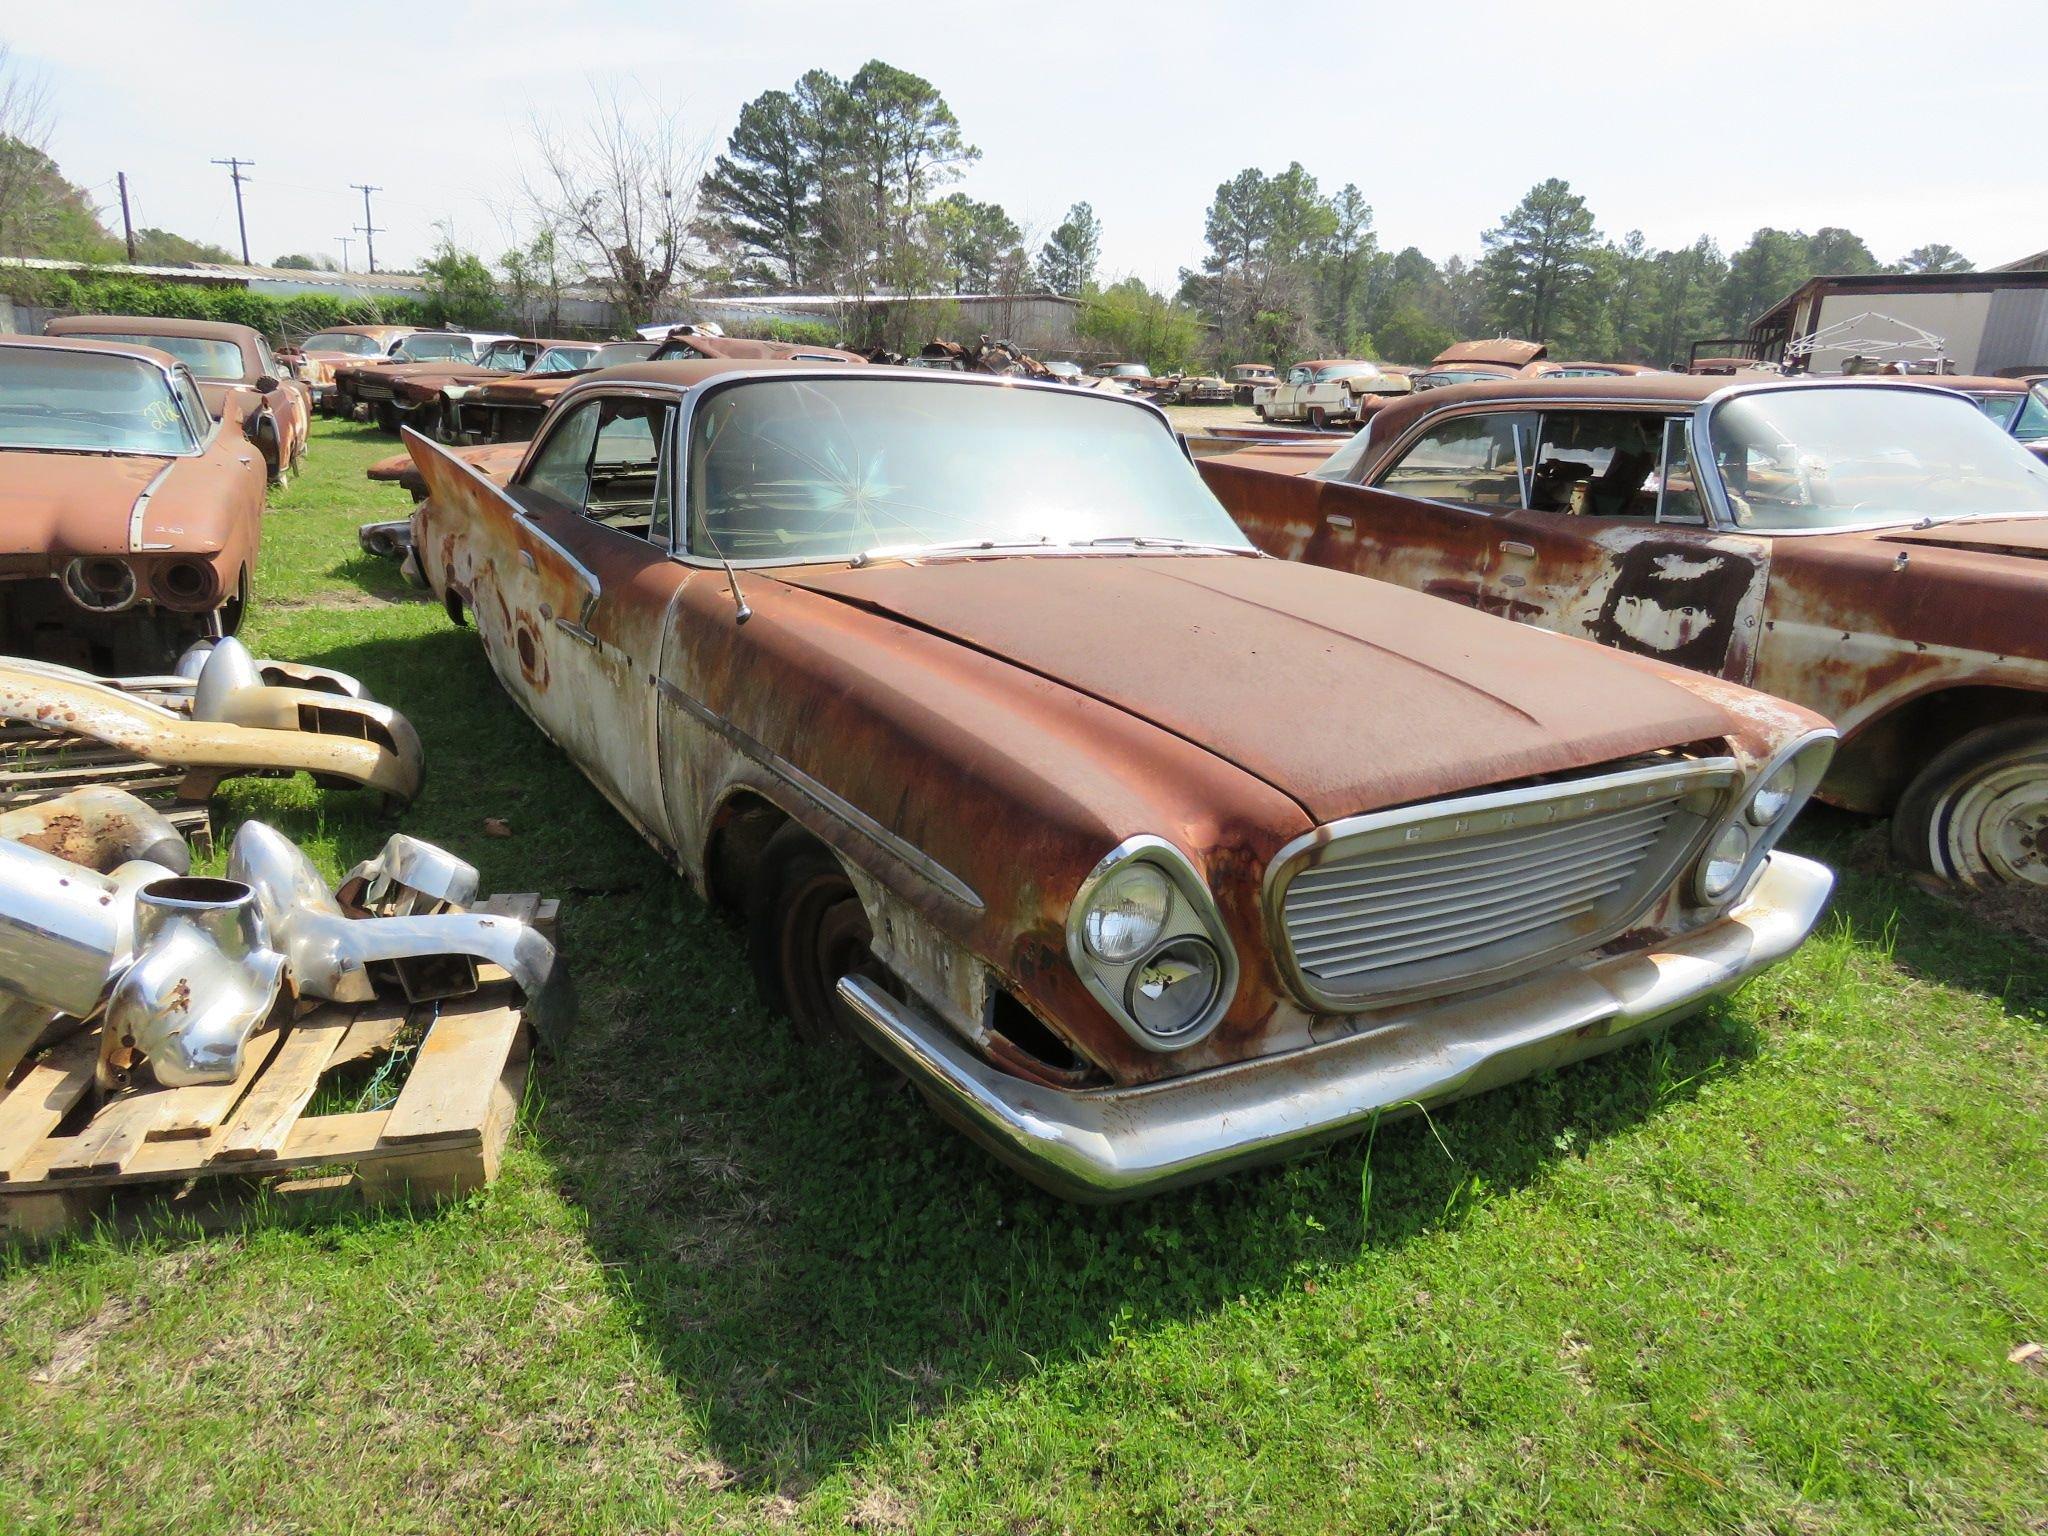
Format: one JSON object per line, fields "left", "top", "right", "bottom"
{"left": 1874, "top": 516, "right": 2048, "bottom": 559}
{"left": 0, "top": 452, "right": 174, "bottom": 558}
{"left": 775, "top": 555, "right": 1735, "bottom": 822}
{"left": 469, "top": 374, "right": 574, "bottom": 406}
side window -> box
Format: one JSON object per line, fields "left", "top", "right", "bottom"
{"left": 521, "top": 399, "right": 602, "bottom": 506}
{"left": 1528, "top": 410, "right": 1665, "bottom": 517}
{"left": 1374, "top": 411, "right": 1537, "bottom": 507}
{"left": 1287, "top": 367, "right": 1310, "bottom": 385}
{"left": 1655, "top": 419, "right": 1708, "bottom": 525}
{"left": 519, "top": 394, "right": 676, "bottom": 543}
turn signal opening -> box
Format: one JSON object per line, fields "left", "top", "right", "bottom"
{"left": 988, "top": 989, "right": 1098, "bottom": 1085}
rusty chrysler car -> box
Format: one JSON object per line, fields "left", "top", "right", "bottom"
{"left": 442, "top": 340, "right": 660, "bottom": 444}
{"left": 1200, "top": 374, "right": 2048, "bottom": 887}
{"left": 46, "top": 314, "right": 307, "bottom": 485}
{"left": 1, "top": 335, "right": 266, "bottom": 670}
{"left": 294, "top": 324, "right": 420, "bottom": 413}
{"left": 400, "top": 358, "right": 1835, "bottom": 1198}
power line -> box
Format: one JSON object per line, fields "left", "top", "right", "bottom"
{"left": 210, "top": 157, "right": 254, "bottom": 265}
{"left": 351, "top": 183, "right": 384, "bottom": 274}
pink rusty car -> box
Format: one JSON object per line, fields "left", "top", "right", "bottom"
{"left": 399, "top": 357, "right": 1835, "bottom": 1198}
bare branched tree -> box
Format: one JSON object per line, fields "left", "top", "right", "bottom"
{"left": 0, "top": 45, "right": 58, "bottom": 255}
{"left": 525, "top": 85, "right": 708, "bottom": 328}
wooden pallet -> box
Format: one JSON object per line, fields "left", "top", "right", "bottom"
{"left": 0, "top": 967, "right": 535, "bottom": 1241}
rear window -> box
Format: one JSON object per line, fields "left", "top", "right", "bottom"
{"left": 60, "top": 332, "right": 246, "bottom": 380}
{"left": 0, "top": 348, "right": 201, "bottom": 454}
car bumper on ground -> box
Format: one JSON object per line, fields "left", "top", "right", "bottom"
{"left": 839, "top": 850, "right": 1834, "bottom": 1201}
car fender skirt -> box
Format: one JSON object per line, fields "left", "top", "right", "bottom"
{"left": 838, "top": 851, "right": 1835, "bottom": 1201}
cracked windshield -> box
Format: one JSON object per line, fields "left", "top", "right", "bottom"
{"left": 687, "top": 376, "right": 1253, "bottom": 562}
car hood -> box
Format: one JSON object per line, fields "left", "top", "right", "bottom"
{"left": 468, "top": 374, "right": 575, "bottom": 405}
{"left": 1875, "top": 515, "right": 2048, "bottom": 559}
{"left": 774, "top": 554, "right": 1736, "bottom": 823}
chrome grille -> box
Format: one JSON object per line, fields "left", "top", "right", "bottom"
{"left": 1271, "top": 759, "right": 1736, "bottom": 1008}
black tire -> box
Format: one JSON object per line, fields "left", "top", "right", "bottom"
{"left": 1307, "top": 406, "right": 1328, "bottom": 430}
{"left": 1254, "top": 403, "right": 1267, "bottom": 421}
{"left": 1891, "top": 720, "right": 2048, "bottom": 887}
{"left": 747, "top": 826, "right": 886, "bottom": 1046}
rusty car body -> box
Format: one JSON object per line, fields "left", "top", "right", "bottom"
{"left": 293, "top": 324, "right": 420, "bottom": 413}
{"left": 1, "top": 335, "right": 266, "bottom": 671}
{"left": 45, "top": 315, "right": 309, "bottom": 486}
{"left": 1230, "top": 363, "right": 1278, "bottom": 404}
{"left": 398, "top": 357, "right": 1834, "bottom": 1198}
{"left": 1413, "top": 339, "right": 1563, "bottom": 392}
{"left": 1200, "top": 373, "right": 2048, "bottom": 886}
{"left": 441, "top": 341, "right": 659, "bottom": 444}
{"left": 342, "top": 334, "right": 536, "bottom": 436}
{"left": 1253, "top": 359, "right": 1411, "bottom": 429}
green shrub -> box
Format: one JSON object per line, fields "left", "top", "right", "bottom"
{"left": 7, "top": 269, "right": 425, "bottom": 344}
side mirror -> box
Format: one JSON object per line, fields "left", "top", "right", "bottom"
{"left": 254, "top": 375, "right": 280, "bottom": 394}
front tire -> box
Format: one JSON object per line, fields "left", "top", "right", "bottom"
{"left": 747, "top": 827, "right": 886, "bottom": 1046}
{"left": 1891, "top": 721, "right": 2048, "bottom": 887}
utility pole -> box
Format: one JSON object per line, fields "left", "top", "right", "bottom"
{"left": 210, "top": 156, "right": 253, "bottom": 264}
{"left": 116, "top": 171, "right": 136, "bottom": 263}
{"left": 336, "top": 236, "right": 353, "bottom": 273}
{"left": 351, "top": 184, "right": 384, "bottom": 274}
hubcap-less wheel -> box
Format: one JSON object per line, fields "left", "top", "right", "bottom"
{"left": 773, "top": 864, "right": 882, "bottom": 1043}
{"left": 1934, "top": 761, "right": 2048, "bottom": 886}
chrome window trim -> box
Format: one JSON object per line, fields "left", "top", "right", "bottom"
{"left": 1064, "top": 835, "right": 1240, "bottom": 1053}
{"left": 664, "top": 366, "right": 1193, "bottom": 569}
{"left": 1262, "top": 756, "right": 1742, "bottom": 1015}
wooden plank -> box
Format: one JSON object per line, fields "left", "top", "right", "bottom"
{"left": 381, "top": 996, "right": 523, "bottom": 1145}
{"left": 12, "top": 1109, "right": 413, "bottom": 1189}
{"left": 148, "top": 1027, "right": 287, "bottom": 1140}
{"left": 0, "top": 1004, "right": 55, "bottom": 1087}
{"left": 0, "top": 1031, "right": 98, "bottom": 1181}
{"left": 212, "top": 1014, "right": 351, "bottom": 1161}
{"left": 330, "top": 999, "right": 413, "bottom": 1069}
{"left": 44, "top": 1091, "right": 171, "bottom": 1179}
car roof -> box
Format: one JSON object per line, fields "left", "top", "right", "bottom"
{"left": 1295, "top": 359, "right": 1375, "bottom": 371}
{"left": 308, "top": 324, "right": 416, "bottom": 340}
{"left": 0, "top": 332, "right": 184, "bottom": 372}
{"left": 46, "top": 314, "right": 265, "bottom": 348}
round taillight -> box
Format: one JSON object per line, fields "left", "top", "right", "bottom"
{"left": 62, "top": 556, "right": 138, "bottom": 612}
{"left": 157, "top": 560, "right": 212, "bottom": 605}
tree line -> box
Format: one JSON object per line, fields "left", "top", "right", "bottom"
{"left": 2, "top": 42, "right": 1979, "bottom": 367}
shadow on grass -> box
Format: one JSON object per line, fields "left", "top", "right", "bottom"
{"left": 1784, "top": 806, "right": 2048, "bottom": 1023}
{"left": 12, "top": 620, "right": 1775, "bottom": 1491}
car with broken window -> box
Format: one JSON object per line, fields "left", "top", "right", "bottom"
{"left": 1412, "top": 338, "right": 1564, "bottom": 392}
{"left": 331, "top": 330, "right": 514, "bottom": 426}
{"left": 351, "top": 336, "right": 558, "bottom": 437}
{"left": 400, "top": 357, "right": 1834, "bottom": 1198}
{"left": 1253, "top": 359, "right": 1411, "bottom": 428}
{"left": 292, "top": 324, "right": 421, "bottom": 413}
{"left": 45, "top": 314, "right": 308, "bottom": 486}
{"left": 0, "top": 335, "right": 265, "bottom": 672}
{"left": 1230, "top": 362, "right": 1278, "bottom": 404}
{"left": 441, "top": 340, "right": 661, "bottom": 444}
{"left": 1200, "top": 374, "right": 2048, "bottom": 887}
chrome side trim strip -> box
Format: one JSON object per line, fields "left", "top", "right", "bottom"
{"left": 653, "top": 676, "right": 983, "bottom": 911}
{"left": 127, "top": 460, "right": 178, "bottom": 552}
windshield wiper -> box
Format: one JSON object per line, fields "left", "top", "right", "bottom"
{"left": 1084, "top": 534, "right": 1258, "bottom": 555}
{"left": 852, "top": 536, "right": 1055, "bottom": 566}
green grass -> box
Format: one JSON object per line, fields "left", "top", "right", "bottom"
{"left": 2, "top": 418, "right": 2044, "bottom": 1534}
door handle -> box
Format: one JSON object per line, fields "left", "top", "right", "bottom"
{"left": 1499, "top": 540, "right": 1536, "bottom": 558}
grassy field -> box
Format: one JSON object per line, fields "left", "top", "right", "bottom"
{"left": 2, "top": 417, "right": 2045, "bottom": 1535}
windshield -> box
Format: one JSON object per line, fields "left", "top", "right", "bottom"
{"left": 2017, "top": 387, "right": 2048, "bottom": 445}
{"left": 479, "top": 342, "right": 536, "bottom": 371}
{"left": 62, "top": 332, "right": 246, "bottom": 380}
{"left": 0, "top": 348, "right": 200, "bottom": 454}
{"left": 687, "top": 377, "right": 1252, "bottom": 564}
{"left": 303, "top": 331, "right": 382, "bottom": 356}
{"left": 397, "top": 335, "right": 478, "bottom": 363}
{"left": 534, "top": 346, "right": 600, "bottom": 373}
{"left": 592, "top": 341, "right": 656, "bottom": 368}
{"left": 1708, "top": 386, "right": 2048, "bottom": 530}
{"left": 1109, "top": 364, "right": 1149, "bottom": 378}
{"left": 1972, "top": 392, "right": 2024, "bottom": 431}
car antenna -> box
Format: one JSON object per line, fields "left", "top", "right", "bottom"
{"left": 696, "top": 516, "right": 751, "bottom": 624}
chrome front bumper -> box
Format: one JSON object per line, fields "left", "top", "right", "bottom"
{"left": 838, "top": 851, "right": 1833, "bottom": 1201}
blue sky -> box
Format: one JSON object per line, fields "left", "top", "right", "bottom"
{"left": 8, "top": 0, "right": 2042, "bottom": 283}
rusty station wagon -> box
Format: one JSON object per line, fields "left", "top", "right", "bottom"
{"left": 1201, "top": 374, "right": 2048, "bottom": 887}
{"left": 1, "top": 335, "right": 266, "bottom": 671}
{"left": 402, "top": 359, "right": 1835, "bottom": 1198}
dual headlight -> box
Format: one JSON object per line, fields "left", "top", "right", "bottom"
{"left": 1694, "top": 734, "right": 1836, "bottom": 905}
{"left": 1068, "top": 838, "right": 1238, "bottom": 1050}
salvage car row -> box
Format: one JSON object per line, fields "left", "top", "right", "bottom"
{"left": 9, "top": 312, "right": 2048, "bottom": 1203}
